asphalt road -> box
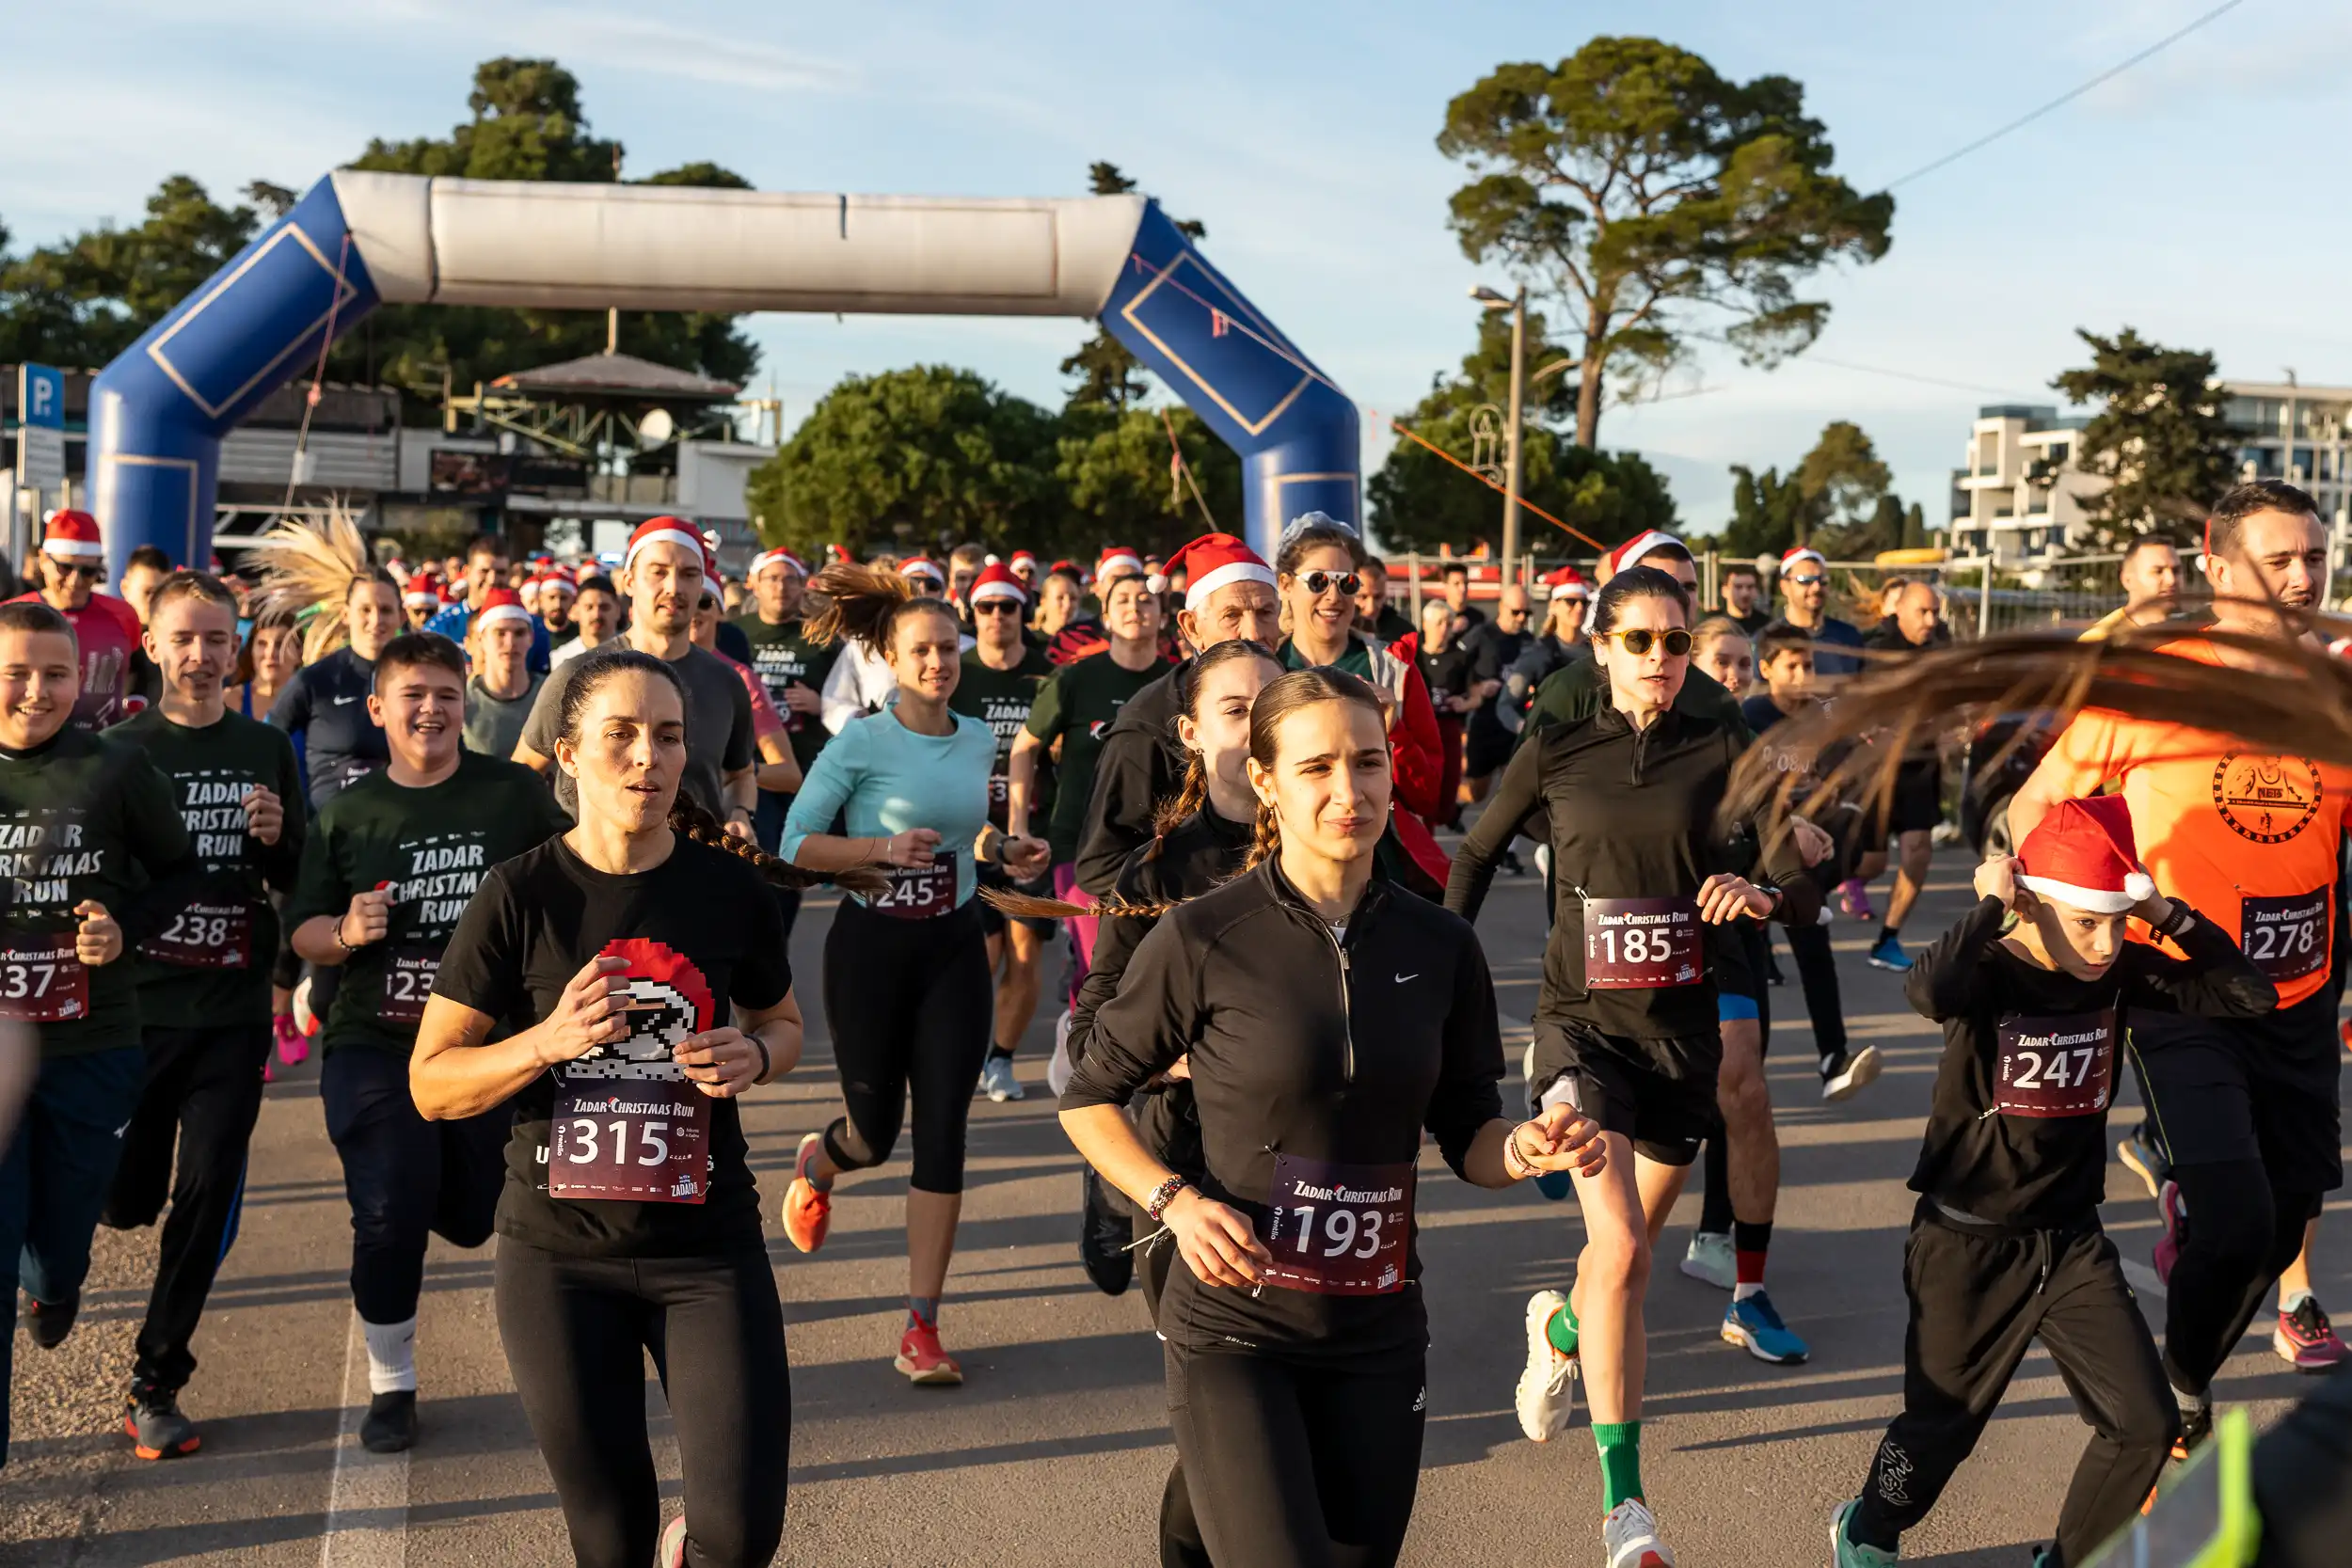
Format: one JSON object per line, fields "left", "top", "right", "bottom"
{"left": 3, "top": 847, "right": 2344, "bottom": 1567}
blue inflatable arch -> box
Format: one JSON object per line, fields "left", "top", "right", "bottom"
{"left": 87, "top": 171, "right": 1359, "bottom": 575}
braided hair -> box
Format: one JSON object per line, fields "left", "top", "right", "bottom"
{"left": 555, "top": 649, "right": 882, "bottom": 896}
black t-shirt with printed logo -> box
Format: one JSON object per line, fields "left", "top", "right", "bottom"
{"left": 431, "top": 834, "right": 792, "bottom": 1258}
{"left": 288, "top": 752, "right": 569, "bottom": 1058}
{"left": 0, "top": 727, "right": 193, "bottom": 1055}
{"left": 112, "top": 707, "right": 307, "bottom": 1027}
{"left": 734, "top": 613, "right": 838, "bottom": 776}
{"left": 948, "top": 644, "right": 1054, "bottom": 830}
{"left": 1025, "top": 649, "right": 1170, "bottom": 864}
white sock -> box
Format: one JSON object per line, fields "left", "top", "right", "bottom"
{"left": 363, "top": 1315, "right": 418, "bottom": 1395}
{"left": 2281, "top": 1288, "right": 2314, "bottom": 1314}
{"left": 1733, "top": 1281, "right": 1765, "bottom": 1302}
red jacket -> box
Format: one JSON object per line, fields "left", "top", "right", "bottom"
{"left": 10, "top": 591, "right": 144, "bottom": 731}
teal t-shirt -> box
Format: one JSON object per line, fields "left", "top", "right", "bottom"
{"left": 780, "top": 708, "right": 995, "bottom": 910}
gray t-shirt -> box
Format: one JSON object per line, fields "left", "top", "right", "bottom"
{"left": 519, "top": 642, "right": 755, "bottom": 819}
{"left": 464, "top": 673, "right": 544, "bottom": 762}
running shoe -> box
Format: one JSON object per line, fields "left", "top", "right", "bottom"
{"left": 657, "top": 1515, "right": 688, "bottom": 1568}
{"left": 1827, "top": 1499, "right": 1898, "bottom": 1567}
{"left": 2169, "top": 1396, "right": 2211, "bottom": 1463}
{"left": 896, "top": 1315, "right": 964, "bottom": 1386}
{"left": 977, "top": 1054, "right": 1025, "bottom": 1102}
{"left": 122, "top": 1382, "right": 200, "bottom": 1460}
{"left": 781, "top": 1132, "right": 832, "bottom": 1255}
{"left": 1837, "top": 879, "right": 1874, "bottom": 922}
{"left": 1502, "top": 849, "right": 1526, "bottom": 877}
{"left": 1513, "top": 1289, "right": 1578, "bottom": 1442}
{"left": 1600, "top": 1497, "right": 1675, "bottom": 1568}
{"left": 2117, "top": 1123, "right": 2169, "bottom": 1203}
{"left": 1079, "top": 1169, "right": 1134, "bottom": 1297}
{"left": 23, "top": 1290, "right": 78, "bottom": 1350}
{"left": 1722, "top": 1291, "right": 1809, "bottom": 1365}
{"left": 2273, "top": 1294, "right": 2351, "bottom": 1371}
{"left": 1820, "top": 1044, "right": 1883, "bottom": 1103}
{"left": 360, "top": 1389, "right": 417, "bottom": 1454}
{"left": 1679, "top": 1231, "right": 1735, "bottom": 1291}
{"left": 2153, "top": 1179, "right": 2185, "bottom": 1286}
{"left": 1865, "top": 935, "right": 1912, "bottom": 973}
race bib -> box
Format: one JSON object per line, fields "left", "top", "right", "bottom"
{"left": 548, "top": 1068, "right": 712, "bottom": 1205}
{"left": 379, "top": 944, "right": 440, "bottom": 1024}
{"left": 1255, "top": 1154, "right": 1415, "bottom": 1296}
{"left": 2239, "top": 889, "right": 2327, "bottom": 983}
{"left": 1994, "top": 1008, "right": 2115, "bottom": 1118}
{"left": 139, "top": 898, "right": 252, "bottom": 970}
{"left": 870, "top": 853, "right": 958, "bottom": 920}
{"left": 1581, "top": 896, "right": 1703, "bottom": 989}
{"left": 0, "top": 934, "right": 87, "bottom": 1022}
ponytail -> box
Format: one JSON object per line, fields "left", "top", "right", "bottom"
{"left": 669, "top": 794, "right": 885, "bottom": 897}
{"left": 803, "top": 562, "right": 955, "bottom": 655}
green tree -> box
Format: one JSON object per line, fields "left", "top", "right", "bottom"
{"left": 1710, "top": 420, "right": 1919, "bottom": 560}
{"left": 2051, "top": 326, "right": 2236, "bottom": 540}
{"left": 350, "top": 56, "right": 622, "bottom": 182}
{"left": 1719, "top": 463, "right": 1810, "bottom": 559}
{"left": 743, "top": 366, "right": 1061, "bottom": 561}
{"left": 1058, "top": 161, "right": 1205, "bottom": 411}
{"left": 0, "top": 176, "right": 262, "bottom": 367}
{"left": 1055, "top": 403, "right": 1242, "bottom": 558}
{"left": 1437, "top": 37, "right": 1893, "bottom": 448}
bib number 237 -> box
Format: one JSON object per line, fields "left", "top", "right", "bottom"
{"left": 0, "top": 934, "right": 87, "bottom": 1022}
{"left": 1256, "top": 1154, "right": 1415, "bottom": 1295}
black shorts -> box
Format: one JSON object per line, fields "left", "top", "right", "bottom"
{"left": 2130, "top": 987, "right": 2344, "bottom": 1193}
{"left": 976, "top": 862, "right": 1058, "bottom": 939}
{"left": 1531, "top": 1019, "right": 1718, "bottom": 1166}
{"left": 1874, "top": 757, "right": 1944, "bottom": 838}
{"left": 1464, "top": 720, "right": 1515, "bottom": 781}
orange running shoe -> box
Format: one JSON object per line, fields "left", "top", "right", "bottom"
{"left": 781, "top": 1132, "right": 832, "bottom": 1254}
{"left": 895, "top": 1313, "right": 963, "bottom": 1386}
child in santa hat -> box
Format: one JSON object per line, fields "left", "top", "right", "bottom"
{"left": 1831, "top": 794, "right": 2275, "bottom": 1568}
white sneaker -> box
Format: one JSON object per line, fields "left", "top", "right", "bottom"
{"left": 978, "top": 1055, "right": 1025, "bottom": 1102}
{"left": 1820, "top": 1044, "right": 1883, "bottom": 1103}
{"left": 1602, "top": 1497, "right": 1676, "bottom": 1568}
{"left": 1514, "top": 1289, "right": 1578, "bottom": 1442}
{"left": 1680, "top": 1230, "right": 1735, "bottom": 1291}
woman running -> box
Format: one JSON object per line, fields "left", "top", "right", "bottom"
{"left": 776, "top": 563, "right": 1049, "bottom": 1385}
{"left": 1062, "top": 667, "right": 1603, "bottom": 1568}
{"left": 1445, "top": 565, "right": 1822, "bottom": 1568}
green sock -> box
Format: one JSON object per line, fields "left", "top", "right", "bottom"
{"left": 1593, "top": 1420, "right": 1643, "bottom": 1511}
{"left": 1546, "top": 1297, "right": 1580, "bottom": 1357}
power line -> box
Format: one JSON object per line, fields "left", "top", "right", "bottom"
{"left": 1685, "top": 329, "right": 2041, "bottom": 398}
{"left": 1878, "top": 0, "right": 2248, "bottom": 191}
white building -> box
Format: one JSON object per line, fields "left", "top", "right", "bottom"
{"left": 1947, "top": 382, "right": 2352, "bottom": 560}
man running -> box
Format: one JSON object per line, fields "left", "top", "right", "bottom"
{"left": 548, "top": 573, "right": 622, "bottom": 667}
{"left": 459, "top": 589, "right": 542, "bottom": 760}
{"left": 9, "top": 510, "right": 145, "bottom": 732}
{"left": 1857, "top": 580, "right": 1948, "bottom": 973}
{"left": 424, "top": 535, "right": 548, "bottom": 673}
{"left": 732, "top": 546, "right": 836, "bottom": 854}
{"left": 1773, "top": 546, "right": 1865, "bottom": 678}
{"left": 102, "top": 572, "right": 305, "bottom": 1460}
{"left": 1459, "top": 585, "right": 1534, "bottom": 803}
{"left": 2007, "top": 479, "right": 2348, "bottom": 1456}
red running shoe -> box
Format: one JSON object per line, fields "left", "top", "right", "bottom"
{"left": 2273, "top": 1294, "right": 2350, "bottom": 1371}
{"left": 895, "top": 1313, "right": 963, "bottom": 1386}
{"left": 2153, "top": 1180, "right": 2185, "bottom": 1286}
{"left": 780, "top": 1132, "right": 832, "bottom": 1254}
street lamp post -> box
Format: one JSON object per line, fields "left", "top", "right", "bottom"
{"left": 1472, "top": 284, "right": 1526, "bottom": 586}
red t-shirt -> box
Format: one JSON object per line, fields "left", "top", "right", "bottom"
{"left": 8, "top": 591, "right": 145, "bottom": 731}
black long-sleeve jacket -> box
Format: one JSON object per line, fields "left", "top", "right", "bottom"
{"left": 1068, "top": 802, "right": 1253, "bottom": 1073}
{"left": 1445, "top": 705, "right": 1819, "bottom": 1041}
{"left": 1906, "top": 895, "right": 2274, "bottom": 1228}
{"left": 1065, "top": 858, "right": 1505, "bottom": 1357}
{"left": 1071, "top": 659, "right": 1189, "bottom": 896}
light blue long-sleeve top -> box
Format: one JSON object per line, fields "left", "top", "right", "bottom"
{"left": 780, "top": 707, "right": 996, "bottom": 909}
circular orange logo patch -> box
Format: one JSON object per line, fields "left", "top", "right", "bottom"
{"left": 2211, "top": 754, "right": 2323, "bottom": 844}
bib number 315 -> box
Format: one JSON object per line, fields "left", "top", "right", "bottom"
{"left": 548, "top": 1072, "right": 711, "bottom": 1204}
{"left": 1255, "top": 1154, "right": 1415, "bottom": 1295}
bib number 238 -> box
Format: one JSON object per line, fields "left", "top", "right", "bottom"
{"left": 548, "top": 1073, "right": 711, "bottom": 1204}
{"left": 140, "top": 899, "right": 252, "bottom": 970}
{"left": 1256, "top": 1154, "right": 1415, "bottom": 1295}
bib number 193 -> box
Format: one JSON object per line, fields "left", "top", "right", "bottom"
{"left": 1256, "top": 1154, "right": 1415, "bottom": 1296}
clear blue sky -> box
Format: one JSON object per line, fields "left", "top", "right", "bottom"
{"left": 8, "top": 0, "right": 2345, "bottom": 546}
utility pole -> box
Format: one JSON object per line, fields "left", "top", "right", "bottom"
{"left": 1502, "top": 285, "right": 1526, "bottom": 587}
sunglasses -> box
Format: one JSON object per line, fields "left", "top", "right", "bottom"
{"left": 1600, "top": 627, "right": 1692, "bottom": 657}
{"left": 51, "top": 562, "right": 103, "bottom": 580}
{"left": 1785, "top": 574, "right": 1827, "bottom": 588}
{"left": 973, "top": 600, "right": 1023, "bottom": 616}
{"left": 1299, "top": 571, "right": 1361, "bottom": 597}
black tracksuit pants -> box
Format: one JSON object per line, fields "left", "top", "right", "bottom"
{"left": 1782, "top": 919, "right": 1847, "bottom": 1058}
{"left": 1851, "top": 1208, "right": 2176, "bottom": 1567}
{"left": 101, "top": 1023, "right": 271, "bottom": 1391}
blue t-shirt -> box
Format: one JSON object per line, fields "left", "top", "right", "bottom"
{"left": 780, "top": 707, "right": 995, "bottom": 910}
{"left": 1806, "top": 616, "right": 1867, "bottom": 679}
{"left": 1739, "top": 693, "right": 1787, "bottom": 735}
{"left": 425, "top": 601, "right": 552, "bottom": 674}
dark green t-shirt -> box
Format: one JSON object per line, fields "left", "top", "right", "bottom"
{"left": 0, "top": 727, "right": 192, "bottom": 1056}
{"left": 1024, "top": 650, "right": 1168, "bottom": 864}
{"left": 733, "top": 613, "right": 837, "bottom": 776}
{"left": 112, "top": 707, "right": 306, "bottom": 1027}
{"left": 288, "top": 752, "right": 569, "bottom": 1057}
{"left": 949, "top": 644, "right": 1054, "bottom": 830}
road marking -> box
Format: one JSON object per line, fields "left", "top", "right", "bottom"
{"left": 2122, "top": 1258, "right": 2167, "bottom": 1301}
{"left": 320, "top": 1313, "right": 408, "bottom": 1568}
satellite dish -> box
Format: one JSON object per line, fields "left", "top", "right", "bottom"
{"left": 637, "top": 408, "right": 675, "bottom": 448}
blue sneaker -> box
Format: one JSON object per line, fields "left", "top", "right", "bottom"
{"left": 1722, "top": 1291, "right": 1809, "bottom": 1364}
{"left": 1865, "top": 934, "right": 1913, "bottom": 972}
{"left": 1828, "top": 1499, "right": 1897, "bottom": 1566}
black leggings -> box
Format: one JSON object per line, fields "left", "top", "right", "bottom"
{"left": 818, "top": 899, "right": 993, "bottom": 1194}
{"left": 1782, "top": 919, "right": 1847, "bottom": 1057}
{"left": 1166, "top": 1341, "right": 1425, "bottom": 1568}
{"left": 2160, "top": 1159, "right": 2322, "bottom": 1397}
{"left": 497, "top": 1241, "right": 790, "bottom": 1568}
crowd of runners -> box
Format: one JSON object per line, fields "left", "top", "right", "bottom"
{"left": 0, "top": 481, "right": 2346, "bottom": 1567}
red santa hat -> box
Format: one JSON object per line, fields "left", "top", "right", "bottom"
{"left": 968, "top": 562, "right": 1027, "bottom": 608}
{"left": 1009, "top": 550, "right": 1039, "bottom": 577}
{"left": 1165, "top": 532, "right": 1276, "bottom": 612}
{"left": 1779, "top": 546, "right": 1827, "bottom": 575}
{"left": 626, "top": 515, "right": 710, "bottom": 572}
{"left": 1095, "top": 546, "right": 1145, "bottom": 583}
{"left": 749, "top": 546, "right": 807, "bottom": 579}
{"left": 2017, "top": 795, "right": 2155, "bottom": 915}
{"left": 1048, "top": 559, "right": 1080, "bottom": 578}
{"left": 40, "top": 509, "right": 103, "bottom": 562}
{"left": 1604, "top": 530, "right": 1683, "bottom": 578}
{"left": 404, "top": 573, "right": 440, "bottom": 609}
{"left": 1541, "top": 564, "right": 1590, "bottom": 601}
{"left": 475, "top": 587, "right": 532, "bottom": 630}
{"left": 898, "top": 555, "right": 946, "bottom": 587}
{"left": 538, "top": 570, "right": 578, "bottom": 599}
